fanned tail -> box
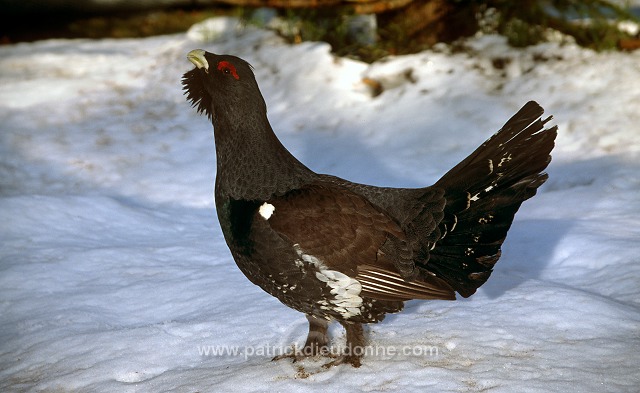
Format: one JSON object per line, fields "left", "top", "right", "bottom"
{"left": 424, "top": 101, "right": 557, "bottom": 297}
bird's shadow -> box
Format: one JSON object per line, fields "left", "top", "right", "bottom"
{"left": 384, "top": 217, "right": 571, "bottom": 325}
{"left": 479, "top": 217, "right": 572, "bottom": 299}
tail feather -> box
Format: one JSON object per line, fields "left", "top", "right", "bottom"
{"left": 422, "top": 101, "right": 557, "bottom": 297}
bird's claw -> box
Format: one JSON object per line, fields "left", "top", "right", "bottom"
{"left": 321, "top": 353, "right": 362, "bottom": 368}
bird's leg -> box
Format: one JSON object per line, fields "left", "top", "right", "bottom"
{"left": 323, "top": 321, "right": 364, "bottom": 368}
{"left": 300, "top": 314, "right": 330, "bottom": 356}
{"left": 272, "top": 315, "right": 329, "bottom": 362}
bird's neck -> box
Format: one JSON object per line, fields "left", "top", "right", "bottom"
{"left": 212, "top": 111, "right": 313, "bottom": 200}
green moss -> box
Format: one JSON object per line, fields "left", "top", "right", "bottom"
{"left": 68, "top": 9, "right": 226, "bottom": 39}
{"left": 500, "top": 18, "right": 547, "bottom": 47}
{"left": 486, "top": 0, "right": 639, "bottom": 51}
{"left": 11, "top": 1, "right": 636, "bottom": 57}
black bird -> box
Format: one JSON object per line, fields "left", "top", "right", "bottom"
{"left": 182, "top": 49, "right": 557, "bottom": 367}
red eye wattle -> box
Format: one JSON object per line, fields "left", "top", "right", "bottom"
{"left": 217, "top": 61, "right": 240, "bottom": 80}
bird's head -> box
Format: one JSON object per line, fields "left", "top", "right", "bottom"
{"left": 182, "top": 49, "right": 267, "bottom": 123}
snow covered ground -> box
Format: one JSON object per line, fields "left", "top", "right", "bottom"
{"left": 1, "top": 18, "right": 639, "bottom": 392}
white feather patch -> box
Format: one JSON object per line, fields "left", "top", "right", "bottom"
{"left": 258, "top": 202, "right": 275, "bottom": 220}
{"left": 316, "top": 269, "right": 363, "bottom": 318}
{"left": 293, "top": 244, "right": 363, "bottom": 319}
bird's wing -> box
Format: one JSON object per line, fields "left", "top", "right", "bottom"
{"left": 259, "top": 182, "right": 455, "bottom": 301}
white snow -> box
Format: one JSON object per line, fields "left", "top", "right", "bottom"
{"left": 1, "top": 18, "right": 639, "bottom": 392}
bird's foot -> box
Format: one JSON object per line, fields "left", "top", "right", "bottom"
{"left": 272, "top": 342, "right": 332, "bottom": 363}
{"left": 322, "top": 352, "right": 362, "bottom": 368}
{"left": 272, "top": 345, "right": 362, "bottom": 368}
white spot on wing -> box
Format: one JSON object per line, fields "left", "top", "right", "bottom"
{"left": 498, "top": 153, "right": 513, "bottom": 167}
{"left": 258, "top": 202, "right": 275, "bottom": 220}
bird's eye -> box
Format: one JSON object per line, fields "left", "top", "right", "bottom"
{"left": 217, "top": 61, "right": 240, "bottom": 80}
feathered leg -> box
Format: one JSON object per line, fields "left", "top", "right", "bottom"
{"left": 302, "top": 315, "right": 330, "bottom": 356}
{"left": 323, "top": 321, "right": 365, "bottom": 368}
{"left": 273, "top": 314, "right": 329, "bottom": 362}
